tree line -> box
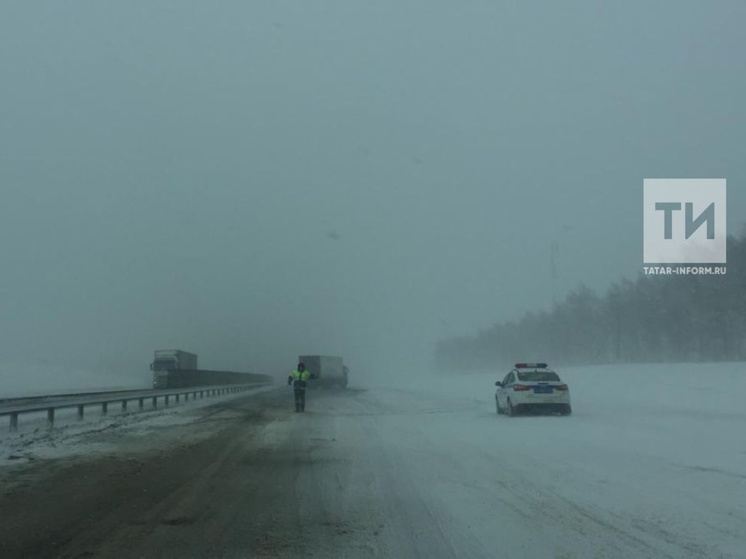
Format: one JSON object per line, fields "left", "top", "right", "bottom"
{"left": 435, "top": 234, "right": 746, "bottom": 369}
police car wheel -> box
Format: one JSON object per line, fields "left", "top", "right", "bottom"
{"left": 507, "top": 399, "right": 516, "bottom": 417}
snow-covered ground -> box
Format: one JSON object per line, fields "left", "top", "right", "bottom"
{"left": 352, "top": 362, "right": 746, "bottom": 558}
{"left": 0, "top": 362, "right": 147, "bottom": 398}
{"left": 2, "top": 362, "right": 744, "bottom": 558}
{"left": 407, "top": 362, "right": 746, "bottom": 477}
{"left": 0, "top": 384, "right": 277, "bottom": 464}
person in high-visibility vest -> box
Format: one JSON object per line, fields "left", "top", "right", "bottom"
{"left": 287, "top": 362, "right": 312, "bottom": 412}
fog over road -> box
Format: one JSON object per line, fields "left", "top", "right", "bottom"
{"left": 1, "top": 372, "right": 743, "bottom": 559}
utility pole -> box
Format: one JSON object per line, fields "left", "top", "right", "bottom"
{"left": 550, "top": 241, "right": 559, "bottom": 307}
{"left": 550, "top": 225, "right": 573, "bottom": 308}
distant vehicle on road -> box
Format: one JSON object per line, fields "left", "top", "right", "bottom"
{"left": 299, "top": 355, "right": 348, "bottom": 388}
{"left": 495, "top": 363, "right": 571, "bottom": 416}
{"left": 150, "top": 350, "right": 268, "bottom": 389}
{"left": 150, "top": 350, "right": 198, "bottom": 388}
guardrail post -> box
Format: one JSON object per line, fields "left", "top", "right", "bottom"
{"left": 152, "top": 396, "right": 157, "bottom": 409}
{"left": 77, "top": 405, "right": 84, "bottom": 421}
{"left": 9, "top": 412, "right": 18, "bottom": 432}
{"left": 175, "top": 394, "right": 180, "bottom": 403}
{"left": 139, "top": 398, "right": 144, "bottom": 410}
{"left": 102, "top": 402, "right": 108, "bottom": 416}
{"left": 122, "top": 400, "right": 128, "bottom": 412}
{"left": 165, "top": 395, "right": 170, "bottom": 406}
{"left": 47, "top": 408, "right": 55, "bottom": 428}
{"left": 184, "top": 392, "right": 189, "bottom": 402}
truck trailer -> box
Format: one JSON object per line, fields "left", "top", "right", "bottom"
{"left": 150, "top": 350, "right": 269, "bottom": 389}
{"left": 298, "top": 355, "right": 347, "bottom": 388}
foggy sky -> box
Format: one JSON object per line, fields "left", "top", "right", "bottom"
{"left": 1, "top": 1, "right": 744, "bottom": 382}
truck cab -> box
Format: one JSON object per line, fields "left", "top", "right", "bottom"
{"left": 151, "top": 350, "right": 198, "bottom": 389}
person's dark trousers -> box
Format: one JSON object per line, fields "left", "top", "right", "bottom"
{"left": 294, "top": 388, "right": 306, "bottom": 412}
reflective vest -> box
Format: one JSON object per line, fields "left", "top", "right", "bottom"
{"left": 291, "top": 370, "right": 311, "bottom": 381}
{"left": 290, "top": 369, "right": 311, "bottom": 389}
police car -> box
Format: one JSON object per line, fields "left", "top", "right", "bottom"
{"left": 495, "top": 363, "right": 571, "bottom": 416}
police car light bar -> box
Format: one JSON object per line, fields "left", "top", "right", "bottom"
{"left": 515, "top": 362, "right": 548, "bottom": 369}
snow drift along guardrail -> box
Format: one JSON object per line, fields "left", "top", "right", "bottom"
{"left": 1, "top": 381, "right": 272, "bottom": 432}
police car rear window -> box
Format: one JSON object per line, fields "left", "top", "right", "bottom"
{"left": 517, "top": 371, "right": 560, "bottom": 382}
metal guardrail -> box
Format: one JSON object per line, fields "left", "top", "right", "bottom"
{"left": 1, "top": 383, "right": 270, "bottom": 432}
{"left": 0, "top": 388, "right": 153, "bottom": 406}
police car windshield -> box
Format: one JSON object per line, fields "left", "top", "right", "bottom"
{"left": 517, "top": 371, "right": 560, "bottom": 382}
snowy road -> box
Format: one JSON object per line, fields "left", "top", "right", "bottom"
{"left": 1, "top": 364, "right": 744, "bottom": 558}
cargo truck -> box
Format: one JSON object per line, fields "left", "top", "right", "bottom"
{"left": 150, "top": 350, "right": 271, "bottom": 389}
{"left": 298, "top": 355, "right": 347, "bottom": 388}
{"left": 151, "top": 350, "right": 198, "bottom": 388}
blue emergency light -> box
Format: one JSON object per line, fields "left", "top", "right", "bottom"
{"left": 515, "top": 362, "right": 548, "bottom": 369}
